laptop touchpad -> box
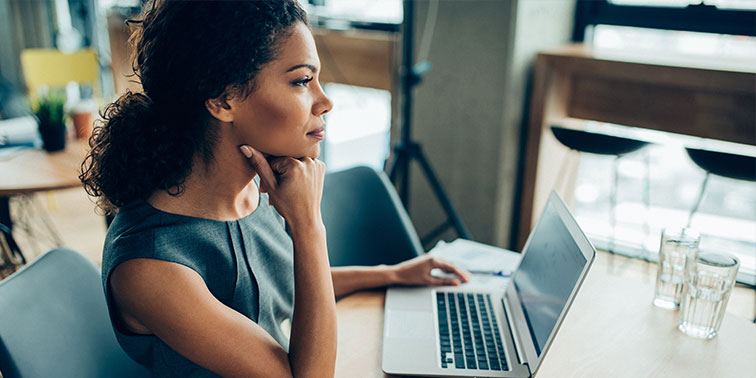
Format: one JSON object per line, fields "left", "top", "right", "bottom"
{"left": 386, "top": 310, "right": 434, "bottom": 339}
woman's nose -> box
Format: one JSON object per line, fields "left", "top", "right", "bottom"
{"left": 314, "top": 86, "right": 333, "bottom": 116}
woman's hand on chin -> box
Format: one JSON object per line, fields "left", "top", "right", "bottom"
{"left": 391, "top": 254, "right": 471, "bottom": 287}
{"left": 239, "top": 145, "right": 325, "bottom": 232}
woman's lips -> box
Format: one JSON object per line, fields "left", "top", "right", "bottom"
{"left": 307, "top": 127, "right": 325, "bottom": 140}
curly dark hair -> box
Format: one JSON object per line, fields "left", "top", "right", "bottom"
{"left": 80, "top": 0, "right": 307, "bottom": 214}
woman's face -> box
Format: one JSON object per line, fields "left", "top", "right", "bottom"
{"left": 226, "top": 22, "right": 333, "bottom": 159}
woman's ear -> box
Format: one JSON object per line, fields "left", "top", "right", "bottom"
{"left": 205, "top": 97, "right": 234, "bottom": 123}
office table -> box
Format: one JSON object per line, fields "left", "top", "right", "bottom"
{"left": 0, "top": 139, "right": 89, "bottom": 241}
{"left": 334, "top": 262, "right": 756, "bottom": 377}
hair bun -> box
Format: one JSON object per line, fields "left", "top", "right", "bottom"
{"left": 80, "top": 90, "right": 163, "bottom": 212}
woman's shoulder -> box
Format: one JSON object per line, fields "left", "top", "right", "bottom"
{"left": 102, "top": 200, "right": 235, "bottom": 279}
{"left": 103, "top": 200, "right": 161, "bottom": 260}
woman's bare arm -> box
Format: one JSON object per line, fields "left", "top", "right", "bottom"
{"left": 287, "top": 223, "right": 336, "bottom": 376}
{"left": 331, "top": 255, "right": 472, "bottom": 298}
{"left": 242, "top": 145, "right": 337, "bottom": 377}
{"left": 110, "top": 259, "right": 295, "bottom": 378}
{"left": 331, "top": 265, "right": 396, "bottom": 299}
{"left": 110, "top": 220, "right": 336, "bottom": 378}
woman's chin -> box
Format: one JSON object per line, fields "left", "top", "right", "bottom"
{"left": 279, "top": 147, "right": 320, "bottom": 160}
{"left": 303, "top": 144, "right": 320, "bottom": 159}
{"left": 253, "top": 143, "right": 320, "bottom": 160}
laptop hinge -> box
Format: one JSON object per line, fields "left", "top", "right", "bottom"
{"left": 501, "top": 297, "right": 530, "bottom": 371}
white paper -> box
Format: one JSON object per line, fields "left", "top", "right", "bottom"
{"left": 429, "top": 238, "right": 522, "bottom": 290}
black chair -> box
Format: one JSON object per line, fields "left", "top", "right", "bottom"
{"left": 321, "top": 166, "right": 424, "bottom": 267}
{"left": 551, "top": 126, "right": 651, "bottom": 254}
{"left": 685, "top": 148, "right": 756, "bottom": 227}
{"left": 0, "top": 248, "right": 149, "bottom": 377}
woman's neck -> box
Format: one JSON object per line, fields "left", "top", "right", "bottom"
{"left": 147, "top": 136, "right": 260, "bottom": 221}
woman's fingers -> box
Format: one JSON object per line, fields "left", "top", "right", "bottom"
{"left": 429, "top": 277, "right": 461, "bottom": 286}
{"left": 431, "top": 257, "right": 472, "bottom": 283}
{"left": 392, "top": 255, "right": 473, "bottom": 287}
{"left": 236, "top": 151, "right": 325, "bottom": 228}
{"left": 239, "top": 145, "right": 277, "bottom": 191}
{"left": 268, "top": 156, "right": 302, "bottom": 176}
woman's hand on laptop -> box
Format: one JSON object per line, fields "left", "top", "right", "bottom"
{"left": 392, "top": 255, "right": 471, "bottom": 287}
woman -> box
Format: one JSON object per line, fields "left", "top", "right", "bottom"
{"left": 80, "top": 1, "right": 469, "bottom": 377}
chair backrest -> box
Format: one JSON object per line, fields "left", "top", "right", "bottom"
{"left": 0, "top": 248, "right": 149, "bottom": 378}
{"left": 19, "top": 48, "right": 100, "bottom": 101}
{"left": 321, "top": 166, "right": 424, "bottom": 267}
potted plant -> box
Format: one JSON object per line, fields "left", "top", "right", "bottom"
{"left": 34, "top": 92, "right": 67, "bottom": 152}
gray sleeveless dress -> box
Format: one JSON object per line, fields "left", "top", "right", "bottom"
{"left": 101, "top": 190, "right": 295, "bottom": 377}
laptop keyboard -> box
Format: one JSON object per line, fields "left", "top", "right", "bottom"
{"left": 436, "top": 292, "right": 508, "bottom": 371}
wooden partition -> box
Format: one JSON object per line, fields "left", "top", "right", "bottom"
{"left": 517, "top": 44, "right": 756, "bottom": 248}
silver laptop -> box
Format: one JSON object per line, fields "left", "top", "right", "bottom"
{"left": 382, "top": 191, "right": 596, "bottom": 377}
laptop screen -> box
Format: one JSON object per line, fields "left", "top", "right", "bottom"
{"left": 512, "top": 201, "right": 587, "bottom": 356}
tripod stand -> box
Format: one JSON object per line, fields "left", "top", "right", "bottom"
{"left": 386, "top": 0, "right": 471, "bottom": 245}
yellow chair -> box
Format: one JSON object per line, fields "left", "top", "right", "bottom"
{"left": 19, "top": 48, "right": 100, "bottom": 102}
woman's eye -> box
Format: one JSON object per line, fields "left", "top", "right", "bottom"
{"left": 293, "top": 77, "right": 314, "bottom": 87}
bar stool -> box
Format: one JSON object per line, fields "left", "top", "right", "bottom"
{"left": 685, "top": 148, "right": 756, "bottom": 226}
{"left": 551, "top": 126, "right": 650, "bottom": 254}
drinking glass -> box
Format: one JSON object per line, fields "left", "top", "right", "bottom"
{"left": 653, "top": 227, "right": 699, "bottom": 309}
{"left": 678, "top": 253, "right": 739, "bottom": 339}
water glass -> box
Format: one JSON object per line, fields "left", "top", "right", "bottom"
{"left": 678, "top": 253, "right": 739, "bottom": 339}
{"left": 653, "top": 228, "right": 700, "bottom": 309}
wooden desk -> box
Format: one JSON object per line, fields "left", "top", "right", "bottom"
{"left": 0, "top": 139, "right": 89, "bottom": 229}
{"left": 517, "top": 44, "right": 756, "bottom": 248}
{"left": 334, "top": 263, "right": 756, "bottom": 377}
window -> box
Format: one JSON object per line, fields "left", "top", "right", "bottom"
{"left": 609, "top": 0, "right": 755, "bottom": 10}
{"left": 591, "top": 25, "right": 756, "bottom": 61}
{"left": 573, "top": 0, "right": 756, "bottom": 41}
{"left": 302, "top": 0, "right": 401, "bottom": 32}
{"left": 571, "top": 122, "right": 756, "bottom": 285}
{"left": 321, "top": 84, "right": 391, "bottom": 173}
{"left": 570, "top": 1, "right": 756, "bottom": 284}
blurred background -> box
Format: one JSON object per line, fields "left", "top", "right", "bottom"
{"left": 0, "top": 0, "right": 754, "bottom": 313}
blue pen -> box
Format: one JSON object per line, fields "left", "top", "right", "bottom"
{"left": 469, "top": 270, "right": 512, "bottom": 277}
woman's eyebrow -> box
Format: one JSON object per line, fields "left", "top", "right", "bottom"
{"left": 286, "top": 63, "right": 318, "bottom": 73}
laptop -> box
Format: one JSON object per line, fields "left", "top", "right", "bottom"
{"left": 382, "top": 191, "right": 596, "bottom": 377}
